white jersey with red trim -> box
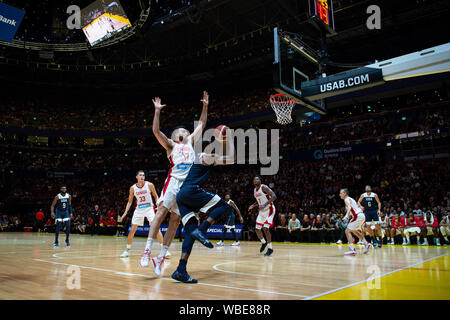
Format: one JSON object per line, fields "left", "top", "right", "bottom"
{"left": 379, "top": 215, "right": 389, "bottom": 228}
{"left": 254, "top": 184, "right": 274, "bottom": 208}
{"left": 424, "top": 212, "right": 435, "bottom": 226}
{"left": 345, "top": 196, "right": 363, "bottom": 219}
{"left": 132, "top": 181, "right": 154, "bottom": 210}
{"left": 167, "top": 142, "right": 195, "bottom": 181}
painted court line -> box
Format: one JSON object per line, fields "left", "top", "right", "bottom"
{"left": 33, "top": 258, "right": 308, "bottom": 298}
{"left": 305, "top": 252, "right": 449, "bottom": 300}
{"left": 212, "top": 256, "right": 348, "bottom": 289}
{"left": 213, "top": 260, "right": 270, "bottom": 278}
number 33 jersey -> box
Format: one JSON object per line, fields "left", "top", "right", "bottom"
{"left": 132, "top": 181, "right": 154, "bottom": 211}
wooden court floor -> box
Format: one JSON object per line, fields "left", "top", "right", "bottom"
{"left": 0, "top": 233, "right": 449, "bottom": 300}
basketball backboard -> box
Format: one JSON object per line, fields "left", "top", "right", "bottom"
{"left": 273, "top": 27, "right": 327, "bottom": 115}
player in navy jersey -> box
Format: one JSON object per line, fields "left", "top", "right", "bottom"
{"left": 50, "top": 185, "right": 73, "bottom": 248}
{"left": 217, "top": 194, "right": 243, "bottom": 247}
{"left": 358, "top": 185, "right": 382, "bottom": 248}
{"left": 171, "top": 152, "right": 235, "bottom": 283}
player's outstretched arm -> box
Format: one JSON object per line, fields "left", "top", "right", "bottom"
{"left": 50, "top": 196, "right": 58, "bottom": 219}
{"left": 121, "top": 187, "right": 135, "bottom": 220}
{"left": 152, "top": 97, "right": 175, "bottom": 151}
{"left": 261, "top": 185, "right": 276, "bottom": 209}
{"left": 189, "top": 91, "right": 209, "bottom": 145}
{"left": 230, "top": 200, "right": 244, "bottom": 223}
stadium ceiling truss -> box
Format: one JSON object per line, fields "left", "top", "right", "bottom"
{"left": 0, "top": 0, "right": 449, "bottom": 73}
{"left": 0, "top": 1, "right": 153, "bottom": 52}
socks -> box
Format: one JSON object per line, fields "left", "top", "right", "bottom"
{"left": 126, "top": 244, "right": 131, "bottom": 250}
{"left": 405, "top": 234, "right": 410, "bottom": 242}
{"left": 178, "top": 259, "right": 187, "bottom": 273}
{"left": 260, "top": 238, "right": 266, "bottom": 244}
{"left": 145, "top": 238, "right": 153, "bottom": 251}
{"left": 349, "top": 242, "right": 354, "bottom": 250}
{"left": 267, "top": 242, "right": 272, "bottom": 249}
{"left": 158, "top": 245, "right": 169, "bottom": 258}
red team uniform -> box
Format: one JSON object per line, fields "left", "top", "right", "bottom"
{"left": 254, "top": 184, "right": 276, "bottom": 229}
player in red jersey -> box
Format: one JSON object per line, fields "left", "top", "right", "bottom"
{"left": 140, "top": 92, "right": 209, "bottom": 276}
{"left": 403, "top": 213, "right": 421, "bottom": 245}
{"left": 339, "top": 188, "right": 372, "bottom": 255}
{"left": 390, "top": 213, "right": 406, "bottom": 245}
{"left": 120, "top": 171, "right": 167, "bottom": 258}
{"left": 420, "top": 211, "right": 440, "bottom": 246}
{"left": 248, "top": 176, "right": 276, "bottom": 257}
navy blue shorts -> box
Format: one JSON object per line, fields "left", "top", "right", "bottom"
{"left": 55, "top": 210, "right": 70, "bottom": 222}
{"left": 177, "top": 185, "right": 221, "bottom": 225}
{"left": 224, "top": 213, "right": 236, "bottom": 228}
{"left": 365, "top": 210, "right": 379, "bottom": 223}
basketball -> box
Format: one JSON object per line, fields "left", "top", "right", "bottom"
{"left": 214, "top": 125, "right": 231, "bottom": 142}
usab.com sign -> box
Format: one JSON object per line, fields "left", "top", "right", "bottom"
{"left": 0, "top": 2, "right": 25, "bottom": 42}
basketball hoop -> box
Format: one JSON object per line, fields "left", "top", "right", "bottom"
{"left": 269, "top": 94, "right": 296, "bottom": 125}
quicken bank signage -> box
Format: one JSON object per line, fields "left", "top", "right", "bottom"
{"left": 284, "top": 142, "right": 382, "bottom": 162}
{"left": 314, "top": 146, "right": 353, "bottom": 159}
{"left": 0, "top": 2, "right": 25, "bottom": 42}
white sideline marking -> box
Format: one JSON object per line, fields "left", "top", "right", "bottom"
{"left": 305, "top": 252, "right": 450, "bottom": 300}
{"left": 33, "top": 258, "right": 308, "bottom": 298}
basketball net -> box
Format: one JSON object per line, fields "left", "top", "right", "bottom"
{"left": 269, "top": 94, "right": 296, "bottom": 125}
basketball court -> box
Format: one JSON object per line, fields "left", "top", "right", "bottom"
{"left": 1, "top": 233, "right": 448, "bottom": 300}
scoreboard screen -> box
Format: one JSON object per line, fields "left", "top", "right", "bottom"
{"left": 308, "top": 0, "right": 335, "bottom": 34}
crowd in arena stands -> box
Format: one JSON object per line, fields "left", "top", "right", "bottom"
{"left": 0, "top": 88, "right": 271, "bottom": 132}
{"left": 0, "top": 215, "right": 23, "bottom": 232}
{"left": 1, "top": 87, "right": 448, "bottom": 246}
{"left": 280, "top": 103, "right": 449, "bottom": 150}
{"left": 2, "top": 155, "right": 448, "bottom": 246}
{"left": 0, "top": 103, "right": 448, "bottom": 175}
{"left": 1, "top": 87, "right": 446, "bottom": 134}
{"left": 0, "top": 149, "right": 167, "bottom": 172}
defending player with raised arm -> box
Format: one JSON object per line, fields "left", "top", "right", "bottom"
{"left": 340, "top": 188, "right": 372, "bottom": 255}
{"left": 50, "top": 185, "right": 73, "bottom": 248}
{"left": 248, "top": 176, "right": 276, "bottom": 257}
{"left": 171, "top": 151, "right": 236, "bottom": 283}
{"left": 140, "top": 91, "right": 209, "bottom": 271}
{"left": 120, "top": 170, "right": 167, "bottom": 258}
{"left": 358, "top": 185, "right": 382, "bottom": 248}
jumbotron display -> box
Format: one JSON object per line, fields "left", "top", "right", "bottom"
{"left": 81, "top": 0, "right": 131, "bottom": 46}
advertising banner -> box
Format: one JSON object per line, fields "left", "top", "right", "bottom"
{"left": 0, "top": 2, "right": 25, "bottom": 42}
{"left": 130, "top": 224, "right": 243, "bottom": 239}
